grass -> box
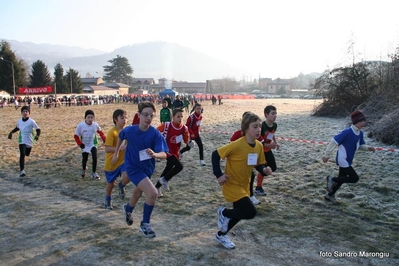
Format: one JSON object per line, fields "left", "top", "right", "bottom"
{"left": 0, "top": 99, "right": 398, "bottom": 265}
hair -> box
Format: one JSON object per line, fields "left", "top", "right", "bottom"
{"left": 21, "top": 106, "right": 30, "bottom": 113}
{"left": 162, "top": 99, "right": 167, "bottom": 103}
{"left": 194, "top": 103, "right": 202, "bottom": 109}
{"left": 172, "top": 108, "right": 183, "bottom": 117}
{"left": 138, "top": 101, "right": 156, "bottom": 113}
{"left": 241, "top": 112, "right": 261, "bottom": 136}
{"left": 112, "top": 109, "right": 127, "bottom": 125}
{"left": 264, "top": 105, "right": 277, "bottom": 114}
{"left": 242, "top": 111, "right": 251, "bottom": 118}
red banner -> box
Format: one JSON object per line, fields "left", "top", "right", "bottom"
{"left": 19, "top": 86, "right": 53, "bottom": 94}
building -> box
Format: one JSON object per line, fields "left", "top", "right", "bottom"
{"left": 151, "top": 78, "right": 206, "bottom": 94}
{"left": 266, "top": 78, "right": 291, "bottom": 94}
{"left": 131, "top": 78, "right": 155, "bottom": 92}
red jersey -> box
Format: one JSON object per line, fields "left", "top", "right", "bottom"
{"left": 230, "top": 130, "right": 264, "bottom": 142}
{"left": 157, "top": 122, "right": 189, "bottom": 159}
{"left": 186, "top": 112, "right": 202, "bottom": 139}
{"left": 132, "top": 112, "right": 140, "bottom": 125}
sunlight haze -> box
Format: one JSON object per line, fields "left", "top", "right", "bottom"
{"left": 1, "top": 0, "right": 399, "bottom": 80}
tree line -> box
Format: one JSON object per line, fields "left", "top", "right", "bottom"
{"left": 312, "top": 43, "right": 399, "bottom": 145}
{"left": 0, "top": 41, "right": 134, "bottom": 95}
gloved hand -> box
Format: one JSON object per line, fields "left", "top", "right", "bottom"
{"left": 80, "top": 143, "right": 85, "bottom": 149}
{"left": 188, "top": 140, "right": 195, "bottom": 148}
{"left": 34, "top": 135, "right": 39, "bottom": 141}
{"left": 7, "top": 132, "right": 12, "bottom": 139}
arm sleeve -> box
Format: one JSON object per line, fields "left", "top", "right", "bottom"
{"left": 11, "top": 127, "right": 19, "bottom": 133}
{"left": 255, "top": 164, "right": 268, "bottom": 176}
{"left": 211, "top": 150, "right": 223, "bottom": 178}
{"left": 36, "top": 128, "right": 41, "bottom": 137}
{"left": 97, "top": 130, "right": 106, "bottom": 142}
{"left": 74, "top": 135, "right": 82, "bottom": 146}
{"left": 323, "top": 138, "right": 338, "bottom": 158}
{"left": 359, "top": 144, "right": 371, "bottom": 151}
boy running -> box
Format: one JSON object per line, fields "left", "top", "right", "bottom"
{"left": 74, "top": 109, "right": 106, "bottom": 180}
{"left": 322, "top": 110, "right": 375, "bottom": 201}
{"left": 103, "top": 109, "right": 131, "bottom": 210}
{"left": 256, "top": 105, "right": 279, "bottom": 196}
{"left": 113, "top": 101, "right": 169, "bottom": 237}
{"left": 7, "top": 106, "right": 41, "bottom": 177}
{"left": 179, "top": 103, "right": 206, "bottom": 166}
{"left": 155, "top": 108, "right": 191, "bottom": 197}
{"left": 212, "top": 112, "right": 272, "bottom": 249}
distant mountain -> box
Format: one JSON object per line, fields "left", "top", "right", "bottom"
{"left": 3, "top": 39, "right": 246, "bottom": 82}
{"left": 4, "top": 39, "right": 106, "bottom": 63}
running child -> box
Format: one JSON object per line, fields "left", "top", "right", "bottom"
{"left": 230, "top": 111, "right": 265, "bottom": 206}
{"left": 322, "top": 110, "right": 375, "bottom": 201}
{"left": 7, "top": 106, "right": 41, "bottom": 177}
{"left": 112, "top": 101, "right": 169, "bottom": 237}
{"left": 103, "top": 109, "right": 131, "bottom": 210}
{"left": 74, "top": 109, "right": 106, "bottom": 180}
{"left": 256, "top": 105, "right": 280, "bottom": 196}
{"left": 212, "top": 112, "right": 272, "bottom": 249}
{"left": 179, "top": 102, "right": 206, "bottom": 166}
{"left": 155, "top": 108, "right": 191, "bottom": 198}
{"left": 159, "top": 99, "right": 172, "bottom": 123}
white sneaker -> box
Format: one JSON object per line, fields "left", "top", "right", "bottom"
{"left": 200, "top": 160, "right": 206, "bottom": 166}
{"left": 159, "top": 176, "right": 170, "bottom": 191}
{"left": 326, "top": 175, "right": 336, "bottom": 193}
{"left": 157, "top": 187, "right": 163, "bottom": 198}
{"left": 214, "top": 233, "right": 235, "bottom": 249}
{"left": 20, "top": 170, "right": 26, "bottom": 177}
{"left": 217, "top": 207, "right": 230, "bottom": 233}
{"left": 250, "top": 196, "right": 260, "bottom": 205}
{"left": 324, "top": 193, "right": 336, "bottom": 201}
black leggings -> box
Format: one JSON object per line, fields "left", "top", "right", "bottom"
{"left": 155, "top": 155, "right": 183, "bottom": 188}
{"left": 179, "top": 136, "right": 204, "bottom": 160}
{"left": 19, "top": 144, "right": 32, "bottom": 171}
{"left": 265, "top": 150, "right": 277, "bottom": 172}
{"left": 220, "top": 197, "right": 257, "bottom": 235}
{"left": 330, "top": 166, "right": 359, "bottom": 195}
{"left": 82, "top": 147, "right": 98, "bottom": 172}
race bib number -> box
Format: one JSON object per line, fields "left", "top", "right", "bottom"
{"left": 139, "top": 149, "right": 151, "bottom": 161}
{"left": 247, "top": 153, "right": 258, "bottom": 165}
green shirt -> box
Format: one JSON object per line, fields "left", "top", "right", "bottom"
{"left": 160, "top": 107, "right": 172, "bottom": 123}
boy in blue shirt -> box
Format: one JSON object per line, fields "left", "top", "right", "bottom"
{"left": 322, "top": 110, "right": 375, "bottom": 201}
{"left": 112, "top": 102, "right": 168, "bottom": 237}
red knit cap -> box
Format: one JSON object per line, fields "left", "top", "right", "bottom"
{"left": 351, "top": 110, "right": 366, "bottom": 124}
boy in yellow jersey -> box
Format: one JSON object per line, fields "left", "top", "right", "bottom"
{"left": 103, "top": 109, "right": 130, "bottom": 210}
{"left": 211, "top": 112, "right": 272, "bottom": 249}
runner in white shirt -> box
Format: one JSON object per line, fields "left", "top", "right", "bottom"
{"left": 7, "top": 106, "right": 41, "bottom": 177}
{"left": 74, "top": 109, "right": 106, "bottom": 180}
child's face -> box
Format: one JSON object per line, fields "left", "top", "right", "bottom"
{"left": 21, "top": 110, "right": 29, "bottom": 118}
{"left": 246, "top": 120, "right": 262, "bottom": 140}
{"left": 195, "top": 106, "right": 202, "bottom": 114}
{"left": 173, "top": 112, "right": 183, "bottom": 124}
{"left": 162, "top": 102, "right": 167, "bottom": 108}
{"left": 265, "top": 110, "right": 277, "bottom": 122}
{"left": 85, "top": 114, "right": 94, "bottom": 125}
{"left": 140, "top": 107, "right": 155, "bottom": 127}
{"left": 115, "top": 114, "right": 127, "bottom": 128}
{"left": 355, "top": 120, "right": 366, "bottom": 129}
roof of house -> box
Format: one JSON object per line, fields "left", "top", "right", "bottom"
{"left": 151, "top": 82, "right": 206, "bottom": 88}
{"left": 132, "top": 78, "right": 155, "bottom": 84}
{"left": 99, "top": 82, "right": 130, "bottom": 88}
{"left": 89, "top": 86, "right": 119, "bottom": 91}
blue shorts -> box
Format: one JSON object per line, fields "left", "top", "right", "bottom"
{"left": 127, "top": 170, "right": 150, "bottom": 186}
{"left": 104, "top": 164, "right": 126, "bottom": 183}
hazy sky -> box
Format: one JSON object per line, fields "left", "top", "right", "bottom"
{"left": 1, "top": 0, "right": 399, "bottom": 80}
